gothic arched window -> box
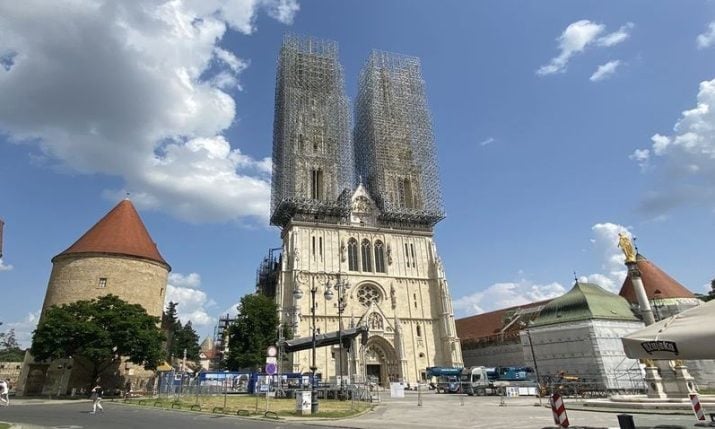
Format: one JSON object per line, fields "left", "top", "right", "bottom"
{"left": 311, "top": 168, "right": 323, "bottom": 200}
{"left": 361, "top": 239, "right": 372, "bottom": 272}
{"left": 374, "top": 240, "right": 386, "bottom": 273}
{"left": 348, "top": 238, "right": 358, "bottom": 271}
{"left": 416, "top": 324, "right": 422, "bottom": 337}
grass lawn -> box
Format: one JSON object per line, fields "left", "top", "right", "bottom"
{"left": 0, "top": 423, "right": 10, "bottom": 429}
{"left": 125, "top": 394, "right": 371, "bottom": 418}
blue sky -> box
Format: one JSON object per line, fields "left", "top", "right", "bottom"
{"left": 2, "top": 1, "right": 715, "bottom": 346}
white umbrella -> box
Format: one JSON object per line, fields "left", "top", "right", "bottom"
{"left": 622, "top": 299, "right": 715, "bottom": 360}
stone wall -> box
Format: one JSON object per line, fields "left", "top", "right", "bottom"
{"left": 42, "top": 253, "right": 168, "bottom": 318}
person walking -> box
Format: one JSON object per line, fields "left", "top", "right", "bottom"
{"left": 0, "top": 379, "right": 9, "bottom": 406}
{"left": 90, "top": 382, "right": 104, "bottom": 414}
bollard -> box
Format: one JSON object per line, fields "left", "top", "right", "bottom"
{"left": 549, "top": 393, "right": 569, "bottom": 428}
{"left": 691, "top": 393, "right": 707, "bottom": 421}
{"left": 617, "top": 414, "right": 635, "bottom": 429}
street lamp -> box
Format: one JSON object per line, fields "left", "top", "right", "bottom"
{"left": 295, "top": 275, "right": 330, "bottom": 415}
{"left": 325, "top": 275, "right": 350, "bottom": 397}
{"left": 523, "top": 322, "right": 543, "bottom": 405}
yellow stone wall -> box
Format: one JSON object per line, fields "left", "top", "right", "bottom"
{"left": 42, "top": 253, "right": 168, "bottom": 318}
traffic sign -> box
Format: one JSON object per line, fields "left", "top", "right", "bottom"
{"left": 265, "top": 356, "right": 278, "bottom": 375}
{"left": 267, "top": 346, "right": 277, "bottom": 357}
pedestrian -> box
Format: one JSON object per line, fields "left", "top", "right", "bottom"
{"left": 0, "top": 379, "right": 9, "bottom": 406}
{"left": 90, "top": 382, "right": 104, "bottom": 414}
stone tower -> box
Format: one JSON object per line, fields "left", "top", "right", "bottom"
{"left": 42, "top": 198, "right": 170, "bottom": 318}
{"left": 270, "top": 35, "right": 462, "bottom": 386}
{"left": 17, "top": 198, "right": 170, "bottom": 396}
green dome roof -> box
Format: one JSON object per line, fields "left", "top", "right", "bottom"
{"left": 532, "top": 282, "right": 638, "bottom": 327}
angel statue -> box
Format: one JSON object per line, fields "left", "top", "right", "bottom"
{"left": 617, "top": 232, "right": 637, "bottom": 263}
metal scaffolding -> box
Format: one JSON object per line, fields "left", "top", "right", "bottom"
{"left": 270, "top": 35, "right": 353, "bottom": 227}
{"left": 354, "top": 51, "right": 445, "bottom": 227}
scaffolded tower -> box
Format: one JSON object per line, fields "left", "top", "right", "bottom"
{"left": 270, "top": 35, "right": 353, "bottom": 227}
{"left": 354, "top": 51, "right": 444, "bottom": 227}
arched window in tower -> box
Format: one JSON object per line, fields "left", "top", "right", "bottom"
{"left": 374, "top": 240, "right": 386, "bottom": 273}
{"left": 361, "top": 239, "right": 372, "bottom": 272}
{"left": 416, "top": 324, "right": 422, "bottom": 337}
{"left": 397, "top": 177, "right": 414, "bottom": 209}
{"left": 348, "top": 238, "right": 358, "bottom": 271}
{"left": 311, "top": 168, "right": 323, "bottom": 200}
{"left": 403, "top": 178, "right": 413, "bottom": 208}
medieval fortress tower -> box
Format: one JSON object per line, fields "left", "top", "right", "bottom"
{"left": 17, "top": 199, "right": 169, "bottom": 395}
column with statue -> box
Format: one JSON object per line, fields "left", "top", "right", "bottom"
{"left": 618, "top": 233, "right": 696, "bottom": 398}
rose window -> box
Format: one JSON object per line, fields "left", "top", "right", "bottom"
{"left": 357, "top": 285, "right": 382, "bottom": 307}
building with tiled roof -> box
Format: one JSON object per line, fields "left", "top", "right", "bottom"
{"left": 523, "top": 282, "right": 644, "bottom": 391}
{"left": 18, "top": 199, "right": 170, "bottom": 397}
{"left": 618, "top": 253, "right": 700, "bottom": 321}
{"left": 456, "top": 301, "right": 547, "bottom": 367}
{"left": 41, "top": 198, "right": 170, "bottom": 318}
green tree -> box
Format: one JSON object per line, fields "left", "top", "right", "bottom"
{"left": 31, "top": 295, "right": 164, "bottom": 385}
{"left": 0, "top": 324, "right": 24, "bottom": 361}
{"left": 161, "top": 301, "right": 180, "bottom": 360}
{"left": 225, "top": 294, "right": 279, "bottom": 370}
{"left": 172, "top": 321, "right": 200, "bottom": 361}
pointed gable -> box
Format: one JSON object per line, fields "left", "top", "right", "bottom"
{"left": 53, "top": 199, "right": 169, "bottom": 268}
{"left": 619, "top": 254, "right": 694, "bottom": 303}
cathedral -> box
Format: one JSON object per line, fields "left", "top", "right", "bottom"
{"left": 267, "top": 35, "right": 462, "bottom": 386}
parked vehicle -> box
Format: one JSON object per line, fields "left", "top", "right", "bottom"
{"left": 460, "top": 366, "right": 537, "bottom": 396}
{"left": 426, "top": 367, "right": 463, "bottom": 393}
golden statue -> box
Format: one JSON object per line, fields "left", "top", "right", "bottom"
{"left": 618, "top": 232, "right": 637, "bottom": 263}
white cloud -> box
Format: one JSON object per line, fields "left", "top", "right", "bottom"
{"left": 596, "top": 22, "right": 634, "bottom": 47}
{"left": 4, "top": 310, "right": 40, "bottom": 348}
{"left": 166, "top": 272, "right": 217, "bottom": 328}
{"left": 633, "top": 78, "right": 715, "bottom": 215}
{"left": 0, "top": 0, "right": 298, "bottom": 224}
{"left": 453, "top": 222, "right": 633, "bottom": 318}
{"left": 453, "top": 280, "right": 566, "bottom": 317}
{"left": 697, "top": 22, "right": 715, "bottom": 49}
{"left": 537, "top": 20, "right": 605, "bottom": 76}
{"left": 0, "top": 258, "right": 12, "bottom": 271}
{"left": 590, "top": 60, "right": 621, "bottom": 82}
{"left": 587, "top": 222, "right": 631, "bottom": 290}
{"left": 629, "top": 148, "right": 650, "bottom": 170}
{"left": 479, "top": 137, "right": 496, "bottom": 146}
{"left": 537, "top": 20, "right": 633, "bottom": 76}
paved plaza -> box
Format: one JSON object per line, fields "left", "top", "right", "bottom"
{"left": 0, "top": 391, "right": 702, "bottom": 429}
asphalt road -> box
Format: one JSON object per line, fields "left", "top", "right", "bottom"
{"left": 0, "top": 400, "right": 325, "bottom": 429}
{"left": 0, "top": 393, "right": 703, "bottom": 429}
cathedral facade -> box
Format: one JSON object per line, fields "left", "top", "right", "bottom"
{"left": 269, "top": 35, "right": 462, "bottom": 386}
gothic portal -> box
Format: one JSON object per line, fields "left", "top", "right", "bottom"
{"left": 270, "top": 35, "right": 462, "bottom": 385}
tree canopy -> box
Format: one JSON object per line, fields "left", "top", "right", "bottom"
{"left": 224, "top": 294, "right": 279, "bottom": 370}
{"left": 161, "top": 301, "right": 200, "bottom": 361}
{"left": 0, "top": 323, "right": 24, "bottom": 361}
{"left": 31, "top": 295, "right": 164, "bottom": 382}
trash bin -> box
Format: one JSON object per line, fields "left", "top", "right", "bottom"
{"left": 295, "top": 390, "right": 312, "bottom": 415}
{"left": 617, "top": 414, "right": 635, "bottom": 429}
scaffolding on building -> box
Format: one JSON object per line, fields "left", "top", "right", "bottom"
{"left": 354, "top": 51, "right": 444, "bottom": 227}
{"left": 255, "top": 247, "right": 281, "bottom": 298}
{"left": 270, "top": 34, "right": 353, "bottom": 227}
{"left": 213, "top": 313, "right": 235, "bottom": 366}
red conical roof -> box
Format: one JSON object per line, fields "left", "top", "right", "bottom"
{"left": 619, "top": 253, "right": 693, "bottom": 303}
{"left": 53, "top": 199, "right": 169, "bottom": 268}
